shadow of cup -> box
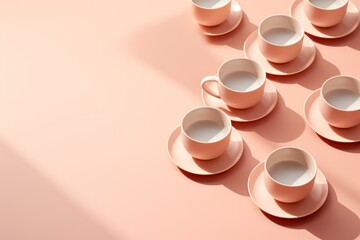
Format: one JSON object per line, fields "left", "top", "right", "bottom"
{"left": 262, "top": 182, "right": 360, "bottom": 240}
{"left": 233, "top": 92, "right": 306, "bottom": 143}
{"left": 267, "top": 48, "right": 340, "bottom": 90}
{"left": 180, "top": 140, "right": 259, "bottom": 196}
{"left": 204, "top": 12, "right": 258, "bottom": 50}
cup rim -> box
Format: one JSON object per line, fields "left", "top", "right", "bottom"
{"left": 180, "top": 106, "right": 232, "bottom": 144}
{"left": 264, "top": 146, "right": 318, "bottom": 187}
{"left": 217, "top": 58, "right": 266, "bottom": 93}
{"left": 321, "top": 75, "right": 360, "bottom": 112}
{"left": 305, "top": 0, "right": 349, "bottom": 11}
{"left": 192, "top": 0, "right": 231, "bottom": 10}
{"left": 258, "top": 14, "right": 304, "bottom": 47}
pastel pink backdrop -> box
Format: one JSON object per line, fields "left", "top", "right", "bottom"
{"left": 0, "top": 0, "right": 359, "bottom": 239}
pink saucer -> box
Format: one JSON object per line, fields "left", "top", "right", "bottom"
{"left": 248, "top": 161, "right": 328, "bottom": 219}
{"left": 167, "top": 127, "right": 243, "bottom": 175}
{"left": 244, "top": 31, "right": 316, "bottom": 76}
{"left": 304, "top": 89, "right": 360, "bottom": 143}
{"left": 199, "top": 1, "right": 243, "bottom": 36}
{"left": 290, "top": 0, "right": 360, "bottom": 39}
{"left": 201, "top": 80, "right": 277, "bottom": 122}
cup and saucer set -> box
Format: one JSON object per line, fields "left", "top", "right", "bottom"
{"left": 167, "top": 0, "right": 360, "bottom": 219}
{"left": 192, "top": 0, "right": 243, "bottom": 36}
{"left": 248, "top": 147, "right": 328, "bottom": 218}
{"left": 304, "top": 75, "right": 360, "bottom": 143}
{"left": 290, "top": 0, "right": 360, "bottom": 39}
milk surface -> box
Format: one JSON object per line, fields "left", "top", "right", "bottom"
{"left": 194, "top": 0, "right": 228, "bottom": 8}
{"left": 263, "top": 28, "right": 300, "bottom": 45}
{"left": 325, "top": 89, "right": 360, "bottom": 111}
{"left": 310, "top": 0, "right": 346, "bottom": 9}
{"left": 222, "top": 71, "right": 261, "bottom": 92}
{"left": 269, "top": 161, "right": 312, "bottom": 186}
{"left": 186, "top": 120, "right": 226, "bottom": 142}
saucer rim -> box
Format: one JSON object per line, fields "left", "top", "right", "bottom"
{"left": 243, "top": 31, "right": 316, "bottom": 76}
{"left": 201, "top": 80, "right": 278, "bottom": 122}
{"left": 200, "top": 0, "right": 243, "bottom": 36}
{"left": 166, "top": 126, "right": 244, "bottom": 175}
{"left": 247, "top": 161, "right": 329, "bottom": 219}
{"left": 303, "top": 89, "right": 360, "bottom": 143}
{"left": 290, "top": 0, "right": 360, "bottom": 39}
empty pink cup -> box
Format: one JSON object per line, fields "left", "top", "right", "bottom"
{"left": 192, "top": 0, "right": 232, "bottom": 26}
{"left": 181, "top": 107, "right": 232, "bottom": 160}
{"left": 264, "top": 147, "right": 317, "bottom": 203}
{"left": 201, "top": 58, "right": 266, "bottom": 109}
{"left": 304, "top": 0, "right": 349, "bottom": 27}
{"left": 258, "top": 15, "right": 304, "bottom": 64}
{"left": 319, "top": 75, "right": 360, "bottom": 128}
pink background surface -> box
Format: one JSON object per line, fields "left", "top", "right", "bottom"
{"left": 0, "top": 0, "right": 359, "bottom": 239}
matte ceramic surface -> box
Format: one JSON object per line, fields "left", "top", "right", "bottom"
{"left": 244, "top": 31, "right": 316, "bottom": 75}
{"left": 200, "top": 1, "right": 243, "bottom": 36}
{"left": 304, "top": 0, "right": 349, "bottom": 27}
{"left": 167, "top": 127, "right": 243, "bottom": 175}
{"left": 290, "top": 0, "right": 360, "bottom": 38}
{"left": 319, "top": 76, "right": 360, "bottom": 128}
{"left": 264, "top": 147, "right": 317, "bottom": 203}
{"left": 201, "top": 58, "right": 266, "bottom": 109}
{"left": 248, "top": 162, "right": 328, "bottom": 219}
{"left": 304, "top": 89, "right": 360, "bottom": 142}
{"left": 192, "top": 0, "right": 232, "bottom": 26}
{"left": 201, "top": 80, "right": 278, "bottom": 122}
{"left": 181, "top": 107, "right": 232, "bottom": 160}
{"left": 258, "top": 15, "right": 304, "bottom": 63}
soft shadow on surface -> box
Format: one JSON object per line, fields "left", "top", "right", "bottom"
{"left": 204, "top": 12, "right": 257, "bottom": 50}
{"left": 267, "top": 49, "right": 340, "bottom": 90}
{"left": 233, "top": 93, "right": 306, "bottom": 143}
{"left": 262, "top": 183, "right": 360, "bottom": 240}
{"left": 307, "top": 24, "right": 360, "bottom": 50}
{"left": 126, "top": 12, "right": 221, "bottom": 95}
{"left": 180, "top": 141, "right": 259, "bottom": 196}
{"left": 318, "top": 136, "right": 360, "bottom": 153}
{"left": 0, "top": 142, "right": 121, "bottom": 240}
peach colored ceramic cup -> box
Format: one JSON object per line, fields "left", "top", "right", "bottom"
{"left": 181, "top": 107, "right": 232, "bottom": 160}
{"left": 192, "top": 0, "right": 231, "bottom": 26}
{"left": 264, "top": 147, "right": 317, "bottom": 203}
{"left": 319, "top": 75, "right": 360, "bottom": 128}
{"left": 258, "top": 15, "right": 304, "bottom": 64}
{"left": 201, "top": 58, "right": 266, "bottom": 109}
{"left": 304, "top": 0, "right": 349, "bottom": 27}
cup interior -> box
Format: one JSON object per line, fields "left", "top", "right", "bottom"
{"left": 307, "top": 0, "right": 348, "bottom": 10}
{"left": 192, "top": 0, "right": 230, "bottom": 9}
{"left": 259, "top": 15, "right": 304, "bottom": 46}
{"left": 321, "top": 76, "right": 360, "bottom": 111}
{"left": 182, "top": 107, "right": 231, "bottom": 143}
{"left": 218, "top": 59, "right": 266, "bottom": 93}
{"left": 265, "top": 147, "right": 317, "bottom": 187}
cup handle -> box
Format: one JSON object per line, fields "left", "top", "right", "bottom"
{"left": 201, "top": 76, "right": 221, "bottom": 98}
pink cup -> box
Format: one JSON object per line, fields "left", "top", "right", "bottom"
{"left": 264, "top": 147, "right": 317, "bottom": 203}
{"left": 319, "top": 75, "right": 360, "bottom": 128}
{"left": 201, "top": 58, "right": 266, "bottom": 109}
{"left": 304, "top": 0, "right": 349, "bottom": 27}
{"left": 258, "top": 15, "right": 304, "bottom": 64}
{"left": 192, "top": 0, "right": 231, "bottom": 26}
{"left": 181, "top": 107, "right": 232, "bottom": 160}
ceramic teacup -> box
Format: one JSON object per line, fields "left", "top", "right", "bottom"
{"left": 258, "top": 15, "right": 304, "bottom": 64}
{"left": 181, "top": 107, "right": 232, "bottom": 160}
{"left": 304, "top": 0, "right": 349, "bottom": 27}
{"left": 201, "top": 58, "right": 266, "bottom": 109}
{"left": 264, "top": 147, "right": 317, "bottom": 203}
{"left": 319, "top": 75, "right": 360, "bottom": 128}
{"left": 192, "top": 0, "right": 232, "bottom": 26}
